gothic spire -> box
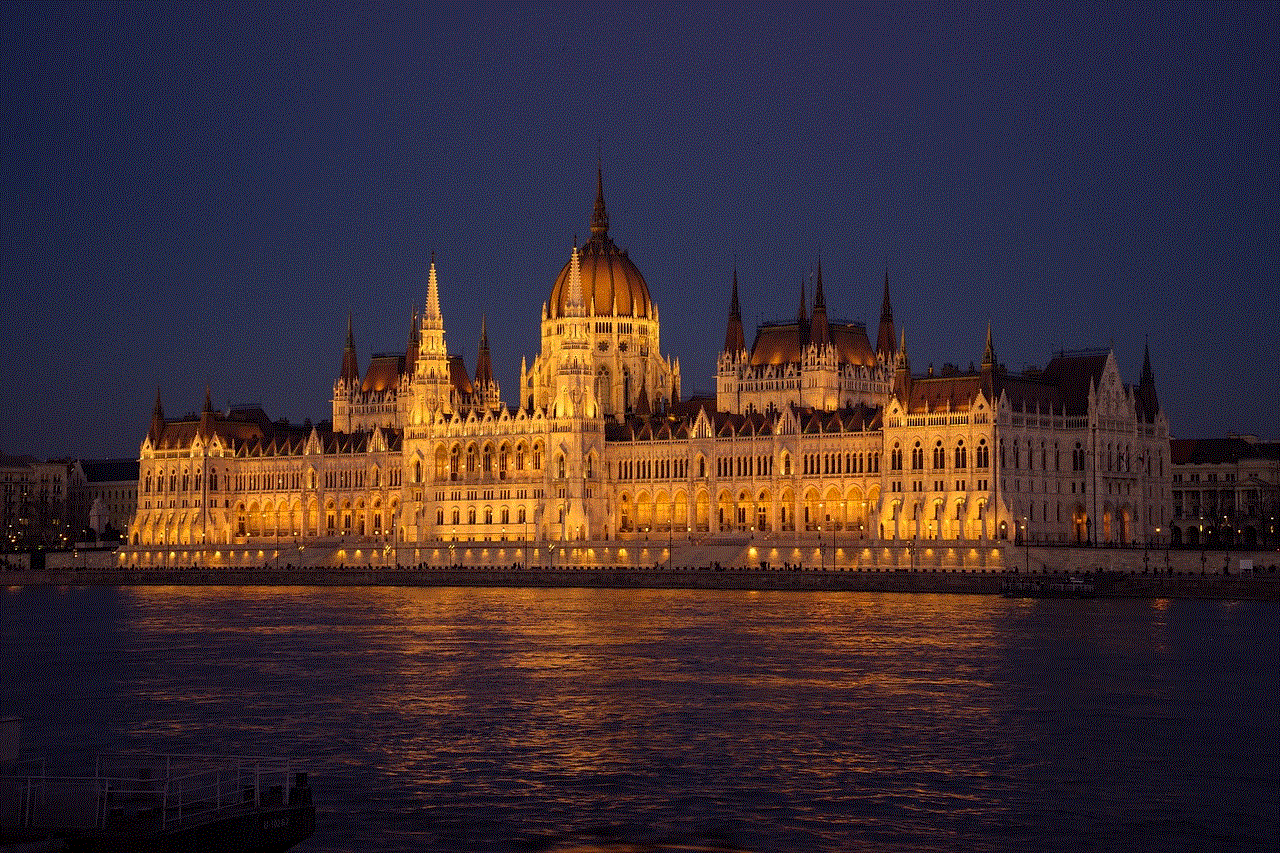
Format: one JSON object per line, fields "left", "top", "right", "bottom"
{"left": 876, "top": 270, "right": 896, "bottom": 358}
{"left": 203, "top": 385, "right": 213, "bottom": 414}
{"left": 591, "top": 161, "right": 609, "bottom": 237}
{"left": 723, "top": 267, "right": 745, "bottom": 354}
{"left": 809, "top": 258, "right": 830, "bottom": 348}
{"left": 148, "top": 387, "right": 165, "bottom": 443}
{"left": 425, "top": 252, "right": 441, "bottom": 321}
{"left": 982, "top": 321, "right": 996, "bottom": 368}
{"left": 1137, "top": 337, "right": 1160, "bottom": 422}
{"left": 566, "top": 241, "right": 585, "bottom": 315}
{"left": 340, "top": 314, "right": 360, "bottom": 383}
{"left": 475, "top": 315, "right": 494, "bottom": 385}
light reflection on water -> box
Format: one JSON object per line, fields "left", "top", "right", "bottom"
{"left": 2, "top": 585, "right": 1277, "bottom": 852}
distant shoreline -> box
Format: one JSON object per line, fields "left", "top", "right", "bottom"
{"left": 4, "top": 565, "right": 1277, "bottom": 601}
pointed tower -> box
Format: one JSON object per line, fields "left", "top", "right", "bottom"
{"left": 980, "top": 322, "right": 997, "bottom": 401}
{"left": 1137, "top": 338, "right": 1160, "bottom": 422}
{"left": 339, "top": 314, "right": 360, "bottom": 384}
{"left": 876, "top": 271, "right": 896, "bottom": 359}
{"left": 197, "top": 385, "right": 216, "bottom": 439}
{"left": 809, "top": 258, "right": 831, "bottom": 349}
{"left": 552, "top": 242, "right": 596, "bottom": 419}
{"left": 148, "top": 388, "right": 165, "bottom": 445}
{"left": 474, "top": 315, "right": 493, "bottom": 386}
{"left": 723, "top": 268, "right": 745, "bottom": 354}
{"left": 473, "top": 315, "right": 502, "bottom": 411}
{"left": 409, "top": 251, "right": 455, "bottom": 419}
{"left": 634, "top": 370, "right": 651, "bottom": 416}
{"left": 422, "top": 252, "right": 446, "bottom": 358}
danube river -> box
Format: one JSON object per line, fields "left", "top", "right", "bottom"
{"left": 2, "top": 586, "right": 1276, "bottom": 852}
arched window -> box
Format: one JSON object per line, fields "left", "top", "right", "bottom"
{"left": 436, "top": 508, "right": 444, "bottom": 525}
{"left": 933, "top": 440, "right": 945, "bottom": 470}
{"left": 557, "top": 455, "right": 566, "bottom": 479}
{"left": 515, "top": 444, "right": 526, "bottom": 471}
{"left": 467, "top": 508, "right": 476, "bottom": 525}
{"left": 955, "top": 441, "right": 967, "bottom": 470}
{"left": 451, "top": 508, "right": 460, "bottom": 525}
{"left": 891, "top": 444, "right": 903, "bottom": 471}
{"left": 911, "top": 442, "right": 924, "bottom": 471}
{"left": 977, "top": 439, "right": 989, "bottom": 469}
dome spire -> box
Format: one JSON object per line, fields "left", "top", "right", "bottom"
{"left": 591, "top": 161, "right": 609, "bottom": 237}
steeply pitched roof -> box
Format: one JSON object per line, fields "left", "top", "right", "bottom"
{"left": 749, "top": 321, "right": 875, "bottom": 367}
{"left": 361, "top": 354, "right": 405, "bottom": 393}
{"left": 448, "top": 355, "right": 474, "bottom": 398}
{"left": 1038, "top": 352, "right": 1109, "bottom": 414}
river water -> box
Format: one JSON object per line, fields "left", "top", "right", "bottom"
{"left": 2, "top": 585, "right": 1276, "bottom": 852}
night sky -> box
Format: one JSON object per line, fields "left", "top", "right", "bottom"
{"left": 2, "top": 3, "right": 1276, "bottom": 461}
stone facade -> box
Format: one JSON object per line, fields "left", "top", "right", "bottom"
{"left": 123, "top": 173, "right": 1174, "bottom": 565}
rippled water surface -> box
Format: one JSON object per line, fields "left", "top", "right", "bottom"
{"left": 3, "top": 586, "right": 1277, "bottom": 851}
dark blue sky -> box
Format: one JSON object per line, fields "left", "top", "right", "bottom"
{"left": 2, "top": 2, "right": 1276, "bottom": 460}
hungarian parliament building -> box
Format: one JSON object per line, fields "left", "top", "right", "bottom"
{"left": 125, "top": 171, "right": 1172, "bottom": 563}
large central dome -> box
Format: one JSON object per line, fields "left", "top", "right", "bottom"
{"left": 548, "top": 169, "right": 652, "bottom": 319}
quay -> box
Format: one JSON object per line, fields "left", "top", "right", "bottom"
{"left": 4, "top": 543, "right": 1278, "bottom": 601}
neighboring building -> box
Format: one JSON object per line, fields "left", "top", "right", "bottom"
{"left": 1, "top": 455, "right": 69, "bottom": 549}
{"left": 68, "top": 458, "right": 140, "bottom": 542}
{"left": 1170, "top": 436, "right": 1280, "bottom": 549}
{"left": 124, "top": 170, "right": 1174, "bottom": 560}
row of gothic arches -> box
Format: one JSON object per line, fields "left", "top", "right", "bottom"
{"left": 421, "top": 439, "right": 547, "bottom": 482}
{"left": 131, "top": 495, "right": 401, "bottom": 545}
{"left": 616, "top": 486, "right": 882, "bottom": 537}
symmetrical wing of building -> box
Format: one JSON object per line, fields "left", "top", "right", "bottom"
{"left": 125, "top": 171, "right": 1174, "bottom": 561}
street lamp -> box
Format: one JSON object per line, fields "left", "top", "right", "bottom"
{"left": 1021, "top": 517, "right": 1029, "bottom": 573}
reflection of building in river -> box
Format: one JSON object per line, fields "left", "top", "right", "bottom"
{"left": 124, "top": 169, "right": 1173, "bottom": 559}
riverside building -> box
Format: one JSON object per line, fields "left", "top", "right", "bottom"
{"left": 123, "top": 171, "right": 1173, "bottom": 566}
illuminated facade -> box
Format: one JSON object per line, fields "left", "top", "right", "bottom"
{"left": 126, "top": 171, "right": 1173, "bottom": 559}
